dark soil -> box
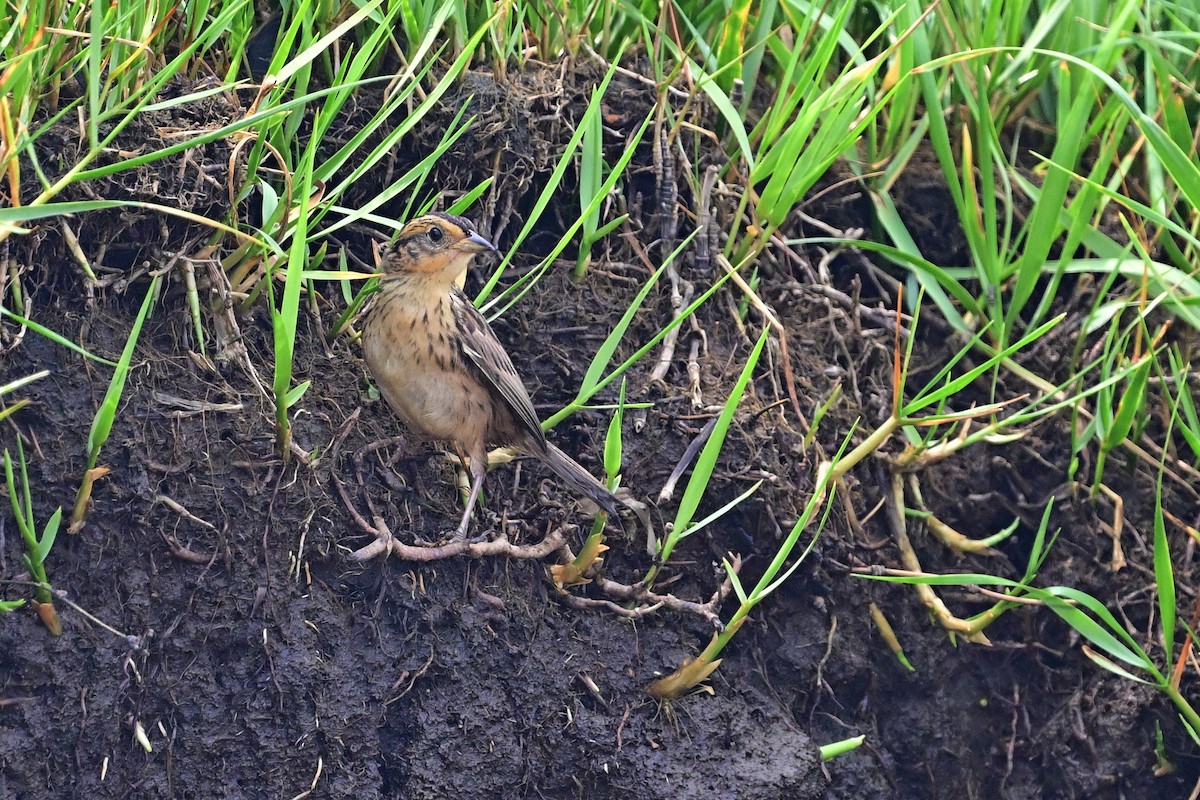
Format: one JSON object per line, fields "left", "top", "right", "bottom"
{"left": 3, "top": 61, "right": 1199, "bottom": 800}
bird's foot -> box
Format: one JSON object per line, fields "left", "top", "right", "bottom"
{"left": 348, "top": 517, "right": 397, "bottom": 561}
{"left": 439, "top": 522, "right": 492, "bottom": 545}
{"left": 404, "top": 522, "right": 482, "bottom": 547}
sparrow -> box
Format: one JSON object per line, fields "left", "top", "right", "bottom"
{"left": 361, "top": 212, "right": 620, "bottom": 540}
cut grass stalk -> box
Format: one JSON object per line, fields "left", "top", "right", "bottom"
{"left": 4, "top": 439, "right": 62, "bottom": 635}
{"left": 819, "top": 736, "right": 866, "bottom": 761}
{"left": 269, "top": 176, "right": 314, "bottom": 460}
{"left": 70, "top": 275, "right": 160, "bottom": 533}
{"left": 648, "top": 434, "right": 843, "bottom": 700}
{"left": 642, "top": 327, "right": 770, "bottom": 590}
{"left": 869, "top": 602, "right": 915, "bottom": 672}
{"left": 550, "top": 377, "right": 627, "bottom": 589}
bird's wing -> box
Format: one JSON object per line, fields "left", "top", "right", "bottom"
{"left": 450, "top": 290, "right": 548, "bottom": 449}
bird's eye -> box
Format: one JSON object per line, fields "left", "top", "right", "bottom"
{"left": 428, "top": 226, "right": 444, "bottom": 243}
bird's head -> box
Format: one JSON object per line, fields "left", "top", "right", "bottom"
{"left": 381, "top": 213, "right": 497, "bottom": 282}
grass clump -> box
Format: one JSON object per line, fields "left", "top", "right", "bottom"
{"left": 3, "top": 440, "right": 62, "bottom": 635}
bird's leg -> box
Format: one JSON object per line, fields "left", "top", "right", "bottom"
{"left": 451, "top": 442, "right": 471, "bottom": 474}
{"left": 451, "top": 449, "right": 488, "bottom": 541}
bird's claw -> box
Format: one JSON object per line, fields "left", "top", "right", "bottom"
{"left": 445, "top": 525, "right": 491, "bottom": 545}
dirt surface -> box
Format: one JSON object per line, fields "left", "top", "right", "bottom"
{"left": 3, "top": 61, "right": 1199, "bottom": 799}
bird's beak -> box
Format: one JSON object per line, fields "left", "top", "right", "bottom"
{"left": 456, "top": 232, "right": 497, "bottom": 254}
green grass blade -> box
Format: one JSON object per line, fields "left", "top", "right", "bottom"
{"left": 85, "top": 275, "right": 161, "bottom": 468}
{"left": 1154, "top": 475, "right": 1176, "bottom": 663}
{"left": 660, "top": 327, "right": 771, "bottom": 569}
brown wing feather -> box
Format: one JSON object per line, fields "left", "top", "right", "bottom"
{"left": 450, "top": 290, "right": 548, "bottom": 450}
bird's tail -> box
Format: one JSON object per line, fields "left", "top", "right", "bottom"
{"left": 540, "top": 442, "right": 621, "bottom": 517}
